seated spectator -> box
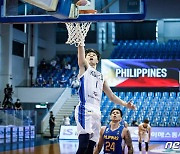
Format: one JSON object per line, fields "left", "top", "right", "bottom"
{"left": 14, "top": 99, "right": 23, "bottom": 110}
{"left": 59, "top": 74, "right": 67, "bottom": 87}
{"left": 65, "top": 62, "right": 71, "bottom": 70}
{"left": 50, "top": 59, "right": 57, "bottom": 69}
{"left": 46, "top": 76, "right": 54, "bottom": 87}
{"left": 36, "top": 74, "right": 46, "bottom": 87}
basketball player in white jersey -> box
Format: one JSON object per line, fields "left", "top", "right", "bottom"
{"left": 138, "top": 119, "right": 151, "bottom": 154}
{"left": 75, "top": 45, "right": 135, "bottom": 154}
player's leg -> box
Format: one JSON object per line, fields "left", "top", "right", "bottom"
{"left": 138, "top": 135, "right": 143, "bottom": 151}
{"left": 145, "top": 142, "right": 149, "bottom": 152}
{"left": 85, "top": 113, "right": 101, "bottom": 154}
{"left": 139, "top": 142, "right": 142, "bottom": 151}
{"left": 76, "top": 133, "right": 90, "bottom": 154}
{"left": 75, "top": 106, "right": 94, "bottom": 154}
{"left": 144, "top": 134, "right": 149, "bottom": 152}
{"left": 85, "top": 140, "right": 96, "bottom": 154}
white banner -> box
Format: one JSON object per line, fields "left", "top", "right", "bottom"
{"left": 59, "top": 126, "right": 180, "bottom": 141}
{"left": 59, "top": 126, "right": 78, "bottom": 140}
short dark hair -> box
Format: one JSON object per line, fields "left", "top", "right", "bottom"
{"left": 110, "top": 108, "right": 123, "bottom": 117}
{"left": 143, "top": 119, "right": 149, "bottom": 124}
{"left": 85, "top": 48, "right": 101, "bottom": 61}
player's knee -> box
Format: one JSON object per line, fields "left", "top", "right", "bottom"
{"left": 78, "top": 134, "right": 90, "bottom": 148}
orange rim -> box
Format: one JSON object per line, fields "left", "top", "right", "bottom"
{"left": 79, "top": 10, "right": 97, "bottom": 14}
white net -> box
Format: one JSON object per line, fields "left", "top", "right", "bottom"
{"left": 65, "top": 22, "right": 92, "bottom": 47}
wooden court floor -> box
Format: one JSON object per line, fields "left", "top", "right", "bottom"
{"left": 1, "top": 138, "right": 179, "bottom": 154}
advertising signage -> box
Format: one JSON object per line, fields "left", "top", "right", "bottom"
{"left": 101, "top": 59, "right": 180, "bottom": 88}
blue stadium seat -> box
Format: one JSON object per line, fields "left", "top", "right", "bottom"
{"left": 169, "top": 92, "right": 176, "bottom": 98}
{"left": 148, "top": 92, "right": 154, "bottom": 97}
{"left": 141, "top": 92, "right": 147, "bottom": 97}
{"left": 126, "top": 92, "right": 133, "bottom": 97}
{"left": 162, "top": 92, "right": 169, "bottom": 97}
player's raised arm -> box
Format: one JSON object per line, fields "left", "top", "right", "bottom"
{"left": 78, "top": 46, "right": 89, "bottom": 76}
{"left": 93, "top": 127, "right": 105, "bottom": 154}
{"left": 103, "top": 80, "right": 135, "bottom": 110}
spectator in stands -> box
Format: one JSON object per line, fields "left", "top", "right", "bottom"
{"left": 39, "top": 58, "right": 47, "bottom": 70}
{"left": 63, "top": 115, "right": 70, "bottom": 126}
{"left": 36, "top": 74, "right": 46, "bottom": 87}
{"left": 71, "top": 77, "right": 79, "bottom": 95}
{"left": 49, "top": 111, "right": 55, "bottom": 140}
{"left": 3, "top": 97, "right": 13, "bottom": 109}
{"left": 138, "top": 119, "right": 151, "bottom": 154}
{"left": 59, "top": 74, "right": 67, "bottom": 87}
{"left": 94, "top": 108, "right": 133, "bottom": 154}
{"left": 47, "top": 75, "right": 54, "bottom": 87}
{"left": 14, "top": 99, "right": 23, "bottom": 110}
{"left": 9, "top": 85, "right": 14, "bottom": 96}
{"left": 2, "top": 84, "right": 10, "bottom": 107}
{"left": 50, "top": 59, "right": 57, "bottom": 70}
{"left": 65, "top": 62, "right": 71, "bottom": 70}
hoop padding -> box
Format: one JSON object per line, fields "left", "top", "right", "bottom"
{"left": 65, "top": 22, "right": 92, "bottom": 47}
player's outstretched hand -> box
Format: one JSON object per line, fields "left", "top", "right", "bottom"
{"left": 126, "top": 100, "right": 136, "bottom": 110}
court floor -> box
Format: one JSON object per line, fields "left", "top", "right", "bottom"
{"left": 0, "top": 136, "right": 180, "bottom": 154}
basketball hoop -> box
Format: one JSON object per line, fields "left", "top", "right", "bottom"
{"left": 65, "top": 22, "right": 92, "bottom": 47}
{"left": 65, "top": 0, "right": 96, "bottom": 47}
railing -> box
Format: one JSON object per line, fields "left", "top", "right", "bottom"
{"left": 0, "top": 110, "right": 37, "bottom": 126}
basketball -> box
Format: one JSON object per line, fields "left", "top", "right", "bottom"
{"left": 76, "top": 0, "right": 90, "bottom": 6}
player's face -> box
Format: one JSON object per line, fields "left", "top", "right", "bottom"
{"left": 85, "top": 52, "right": 98, "bottom": 66}
{"left": 110, "top": 110, "right": 122, "bottom": 122}
{"left": 143, "top": 123, "right": 148, "bottom": 128}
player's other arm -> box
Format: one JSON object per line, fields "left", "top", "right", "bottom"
{"left": 103, "top": 80, "right": 135, "bottom": 109}
{"left": 78, "top": 46, "right": 89, "bottom": 76}
{"left": 93, "top": 127, "right": 105, "bottom": 154}
{"left": 122, "top": 128, "right": 133, "bottom": 154}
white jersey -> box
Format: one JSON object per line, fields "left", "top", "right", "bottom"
{"left": 75, "top": 66, "right": 104, "bottom": 142}
{"left": 139, "top": 123, "right": 150, "bottom": 135}
{"left": 78, "top": 66, "right": 104, "bottom": 112}
{"left": 138, "top": 123, "right": 151, "bottom": 142}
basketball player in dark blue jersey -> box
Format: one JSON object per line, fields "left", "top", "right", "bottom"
{"left": 94, "top": 108, "right": 133, "bottom": 154}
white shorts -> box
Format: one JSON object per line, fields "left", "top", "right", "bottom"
{"left": 138, "top": 133, "right": 149, "bottom": 143}
{"left": 75, "top": 105, "right": 101, "bottom": 143}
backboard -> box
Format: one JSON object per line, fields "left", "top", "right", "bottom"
{"left": 0, "top": 0, "right": 146, "bottom": 23}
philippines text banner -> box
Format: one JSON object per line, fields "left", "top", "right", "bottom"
{"left": 101, "top": 59, "right": 180, "bottom": 87}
